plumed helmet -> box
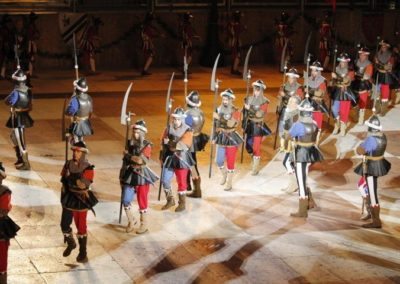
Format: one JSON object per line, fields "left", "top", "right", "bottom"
{"left": 310, "top": 61, "right": 323, "bottom": 71}
{"left": 280, "top": 11, "right": 289, "bottom": 23}
{"left": 71, "top": 141, "right": 89, "bottom": 153}
{"left": 171, "top": 107, "right": 187, "bottom": 118}
{"left": 220, "top": 88, "right": 235, "bottom": 100}
{"left": 186, "top": 90, "right": 201, "bottom": 107}
{"left": 286, "top": 68, "right": 300, "bottom": 78}
{"left": 337, "top": 52, "right": 351, "bottom": 62}
{"left": 73, "top": 77, "right": 88, "bottom": 92}
{"left": 132, "top": 119, "right": 147, "bottom": 133}
{"left": 365, "top": 111, "right": 382, "bottom": 132}
{"left": 298, "top": 94, "right": 314, "bottom": 117}
{"left": 12, "top": 69, "right": 27, "bottom": 82}
{"left": 252, "top": 79, "right": 267, "bottom": 90}
{"left": 233, "top": 10, "right": 241, "bottom": 22}
{"left": 0, "top": 162, "right": 6, "bottom": 179}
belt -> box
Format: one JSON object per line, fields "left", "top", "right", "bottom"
{"left": 74, "top": 116, "right": 89, "bottom": 121}
{"left": 249, "top": 117, "right": 264, "bottom": 123}
{"left": 378, "top": 69, "right": 388, "bottom": 73}
{"left": 216, "top": 128, "right": 235, "bottom": 133}
{"left": 296, "top": 141, "right": 314, "bottom": 147}
{"left": 365, "top": 155, "right": 384, "bottom": 161}
{"left": 13, "top": 107, "right": 30, "bottom": 112}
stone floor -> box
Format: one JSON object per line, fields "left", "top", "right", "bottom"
{"left": 0, "top": 66, "right": 399, "bottom": 284}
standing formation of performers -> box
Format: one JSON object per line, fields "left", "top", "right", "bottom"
{"left": 1, "top": 31, "right": 398, "bottom": 275}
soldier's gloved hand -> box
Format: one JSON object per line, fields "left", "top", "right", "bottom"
{"left": 131, "top": 155, "right": 144, "bottom": 165}
{"left": 244, "top": 103, "right": 250, "bottom": 110}
{"left": 163, "top": 138, "right": 169, "bottom": 145}
{"left": 331, "top": 72, "right": 337, "bottom": 79}
{"left": 213, "top": 112, "right": 220, "bottom": 120}
{"left": 76, "top": 179, "right": 86, "bottom": 190}
{"left": 255, "top": 110, "right": 264, "bottom": 118}
{"left": 176, "top": 141, "right": 188, "bottom": 151}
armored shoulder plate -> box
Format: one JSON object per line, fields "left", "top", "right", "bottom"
{"left": 297, "top": 122, "right": 318, "bottom": 143}
{"left": 370, "top": 134, "right": 387, "bottom": 157}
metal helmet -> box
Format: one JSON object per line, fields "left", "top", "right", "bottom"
{"left": 12, "top": 69, "right": 27, "bottom": 82}
{"left": 186, "top": 90, "right": 201, "bottom": 107}
{"left": 365, "top": 111, "right": 382, "bottom": 132}
{"left": 220, "top": 88, "right": 235, "bottom": 100}
{"left": 286, "top": 68, "right": 300, "bottom": 78}
{"left": 183, "top": 12, "right": 193, "bottom": 22}
{"left": 71, "top": 141, "right": 89, "bottom": 153}
{"left": 337, "top": 52, "right": 351, "bottom": 62}
{"left": 132, "top": 119, "right": 148, "bottom": 133}
{"left": 171, "top": 107, "right": 187, "bottom": 118}
{"left": 358, "top": 45, "right": 370, "bottom": 56}
{"left": 252, "top": 79, "right": 267, "bottom": 90}
{"left": 73, "top": 77, "right": 88, "bottom": 93}
{"left": 233, "top": 10, "right": 241, "bottom": 22}
{"left": 298, "top": 94, "right": 314, "bottom": 117}
{"left": 310, "top": 61, "right": 323, "bottom": 71}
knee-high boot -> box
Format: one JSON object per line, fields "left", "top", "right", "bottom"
{"left": 76, "top": 235, "right": 88, "bottom": 263}
{"left": 62, "top": 232, "right": 77, "bottom": 257}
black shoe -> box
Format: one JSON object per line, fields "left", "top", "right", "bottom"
{"left": 141, "top": 70, "right": 152, "bottom": 76}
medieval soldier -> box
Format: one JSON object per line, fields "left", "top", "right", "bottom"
{"left": 0, "top": 163, "right": 21, "bottom": 284}
{"left": 374, "top": 39, "right": 394, "bottom": 116}
{"left": 60, "top": 141, "right": 98, "bottom": 263}
{"left": 277, "top": 68, "right": 303, "bottom": 150}
{"left": 354, "top": 112, "right": 391, "bottom": 228}
{"left": 27, "top": 12, "right": 40, "bottom": 77}
{"left": 308, "top": 61, "right": 328, "bottom": 144}
{"left": 120, "top": 120, "right": 159, "bottom": 234}
{"left": 181, "top": 12, "right": 198, "bottom": 73}
{"left": 213, "top": 89, "right": 243, "bottom": 191}
{"left": 274, "top": 11, "right": 294, "bottom": 68}
{"left": 80, "top": 16, "right": 102, "bottom": 74}
{"left": 330, "top": 52, "right": 355, "bottom": 136}
{"left": 0, "top": 15, "right": 13, "bottom": 79}
{"left": 318, "top": 12, "right": 333, "bottom": 70}
{"left": 243, "top": 79, "right": 272, "bottom": 175}
{"left": 5, "top": 69, "right": 34, "bottom": 170}
{"left": 65, "top": 77, "right": 94, "bottom": 143}
{"left": 141, "top": 12, "right": 160, "bottom": 76}
{"left": 160, "top": 108, "right": 195, "bottom": 212}
{"left": 184, "top": 91, "right": 209, "bottom": 198}
{"left": 288, "top": 95, "right": 324, "bottom": 218}
{"left": 281, "top": 95, "right": 301, "bottom": 193}
{"left": 351, "top": 46, "right": 373, "bottom": 125}
{"left": 227, "top": 10, "right": 244, "bottom": 76}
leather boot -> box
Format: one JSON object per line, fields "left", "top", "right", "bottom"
{"left": 375, "top": 99, "right": 381, "bottom": 114}
{"left": 358, "top": 109, "right": 365, "bottom": 125}
{"left": 290, "top": 198, "right": 308, "bottom": 218}
{"left": 251, "top": 156, "right": 260, "bottom": 176}
{"left": 14, "top": 146, "right": 23, "bottom": 166}
{"left": 224, "top": 171, "right": 234, "bottom": 191}
{"left": 360, "top": 196, "right": 371, "bottom": 221}
{"left": 395, "top": 90, "right": 400, "bottom": 104}
{"left": 187, "top": 177, "right": 202, "bottom": 198}
{"left": 63, "top": 232, "right": 77, "bottom": 257}
{"left": 307, "top": 187, "right": 317, "bottom": 210}
{"left": 0, "top": 272, "right": 7, "bottom": 284}
{"left": 340, "top": 121, "right": 347, "bottom": 137}
{"left": 124, "top": 206, "right": 137, "bottom": 233}
{"left": 76, "top": 235, "right": 88, "bottom": 263}
{"left": 362, "top": 206, "right": 382, "bottom": 228}
{"left": 16, "top": 151, "right": 30, "bottom": 170}
{"left": 161, "top": 190, "right": 175, "bottom": 210}
{"left": 332, "top": 118, "right": 340, "bottom": 135}
{"left": 380, "top": 101, "right": 388, "bottom": 117}
{"left": 175, "top": 193, "right": 186, "bottom": 212}
{"left": 136, "top": 212, "right": 148, "bottom": 234}
{"left": 219, "top": 167, "right": 227, "bottom": 185}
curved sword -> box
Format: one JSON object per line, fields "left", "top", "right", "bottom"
{"left": 242, "top": 46, "right": 253, "bottom": 81}
{"left": 210, "top": 53, "right": 221, "bottom": 92}
{"left": 304, "top": 31, "right": 313, "bottom": 65}
{"left": 120, "top": 82, "right": 133, "bottom": 125}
